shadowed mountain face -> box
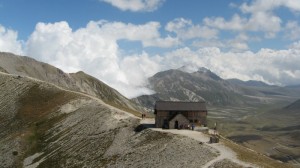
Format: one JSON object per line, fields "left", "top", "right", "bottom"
{"left": 0, "top": 52, "right": 143, "bottom": 115}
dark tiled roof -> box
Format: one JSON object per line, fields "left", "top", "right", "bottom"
{"left": 155, "top": 101, "right": 207, "bottom": 111}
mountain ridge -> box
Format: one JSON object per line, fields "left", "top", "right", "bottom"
{"left": 0, "top": 72, "right": 255, "bottom": 168}
{"left": 0, "top": 53, "right": 296, "bottom": 167}
{"left": 227, "top": 78, "right": 272, "bottom": 87}
{"left": 134, "top": 66, "right": 300, "bottom": 112}
{"left": 134, "top": 68, "right": 262, "bottom": 111}
{"left": 0, "top": 52, "right": 144, "bottom": 115}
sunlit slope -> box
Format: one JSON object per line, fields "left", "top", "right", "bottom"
{"left": 0, "top": 52, "right": 143, "bottom": 115}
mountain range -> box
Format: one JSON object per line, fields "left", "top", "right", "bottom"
{"left": 0, "top": 53, "right": 231, "bottom": 168}
{"left": 132, "top": 65, "right": 300, "bottom": 165}
{"left": 0, "top": 52, "right": 299, "bottom": 167}
{"left": 134, "top": 67, "right": 300, "bottom": 111}
{"left": 2, "top": 70, "right": 234, "bottom": 167}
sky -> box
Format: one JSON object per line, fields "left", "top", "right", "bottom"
{"left": 1, "top": 0, "right": 300, "bottom": 98}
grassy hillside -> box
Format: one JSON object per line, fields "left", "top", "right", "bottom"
{"left": 207, "top": 101, "right": 300, "bottom": 166}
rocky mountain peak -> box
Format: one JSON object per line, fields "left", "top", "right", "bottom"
{"left": 194, "top": 68, "right": 222, "bottom": 81}
{"left": 177, "top": 66, "right": 222, "bottom": 81}
{"left": 177, "top": 65, "right": 199, "bottom": 73}
{"left": 197, "top": 67, "right": 210, "bottom": 72}
{"left": 178, "top": 65, "right": 210, "bottom": 74}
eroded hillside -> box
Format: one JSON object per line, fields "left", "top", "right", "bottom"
{"left": 0, "top": 73, "right": 223, "bottom": 168}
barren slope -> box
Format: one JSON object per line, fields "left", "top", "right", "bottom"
{"left": 0, "top": 73, "right": 222, "bottom": 168}
{"left": 0, "top": 52, "right": 143, "bottom": 115}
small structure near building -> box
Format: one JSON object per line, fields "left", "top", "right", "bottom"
{"left": 154, "top": 101, "right": 207, "bottom": 129}
{"left": 209, "top": 135, "right": 219, "bottom": 143}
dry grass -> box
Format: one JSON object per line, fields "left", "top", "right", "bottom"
{"left": 17, "top": 84, "right": 77, "bottom": 122}
{"left": 16, "top": 84, "right": 78, "bottom": 156}
{"left": 221, "top": 137, "right": 294, "bottom": 168}
{"left": 105, "top": 101, "right": 142, "bottom": 117}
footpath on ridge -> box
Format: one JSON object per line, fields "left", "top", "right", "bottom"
{"left": 140, "top": 118, "right": 256, "bottom": 168}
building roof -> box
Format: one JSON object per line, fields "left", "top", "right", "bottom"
{"left": 155, "top": 101, "right": 207, "bottom": 112}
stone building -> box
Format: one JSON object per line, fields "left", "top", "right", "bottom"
{"left": 154, "top": 101, "right": 207, "bottom": 129}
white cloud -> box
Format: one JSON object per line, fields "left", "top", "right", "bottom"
{"left": 227, "top": 33, "right": 249, "bottom": 52}
{"left": 27, "top": 19, "right": 300, "bottom": 90}
{"left": 3, "top": 18, "right": 300, "bottom": 98}
{"left": 166, "top": 18, "right": 218, "bottom": 40}
{"left": 204, "top": 13, "right": 281, "bottom": 38}
{"left": 285, "top": 21, "right": 300, "bottom": 40}
{"left": 91, "top": 20, "right": 179, "bottom": 48}
{"left": 143, "top": 35, "right": 180, "bottom": 48}
{"left": 26, "top": 20, "right": 178, "bottom": 98}
{"left": 228, "top": 41, "right": 249, "bottom": 52}
{"left": 0, "top": 25, "right": 23, "bottom": 55}
{"left": 192, "top": 33, "right": 252, "bottom": 52}
{"left": 192, "top": 40, "right": 225, "bottom": 49}
{"left": 240, "top": 0, "right": 300, "bottom": 14}
{"left": 204, "top": 0, "right": 300, "bottom": 39}
{"left": 289, "top": 41, "right": 300, "bottom": 49}
{"left": 159, "top": 46, "right": 300, "bottom": 86}
{"left": 204, "top": 14, "right": 247, "bottom": 31}
{"left": 239, "top": 0, "right": 300, "bottom": 37}
{"left": 119, "top": 52, "right": 160, "bottom": 97}
{"left": 101, "top": 0, "right": 165, "bottom": 12}
{"left": 161, "top": 47, "right": 207, "bottom": 70}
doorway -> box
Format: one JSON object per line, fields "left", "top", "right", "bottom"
{"left": 163, "top": 119, "right": 169, "bottom": 129}
{"left": 175, "top": 120, "right": 179, "bottom": 129}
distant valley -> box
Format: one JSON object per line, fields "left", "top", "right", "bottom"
{"left": 133, "top": 66, "right": 300, "bottom": 165}
{"left": 134, "top": 67, "right": 300, "bottom": 110}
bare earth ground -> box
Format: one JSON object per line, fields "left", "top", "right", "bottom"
{"left": 141, "top": 118, "right": 256, "bottom": 168}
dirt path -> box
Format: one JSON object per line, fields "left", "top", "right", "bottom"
{"left": 141, "top": 118, "right": 256, "bottom": 168}
{"left": 0, "top": 72, "right": 139, "bottom": 121}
